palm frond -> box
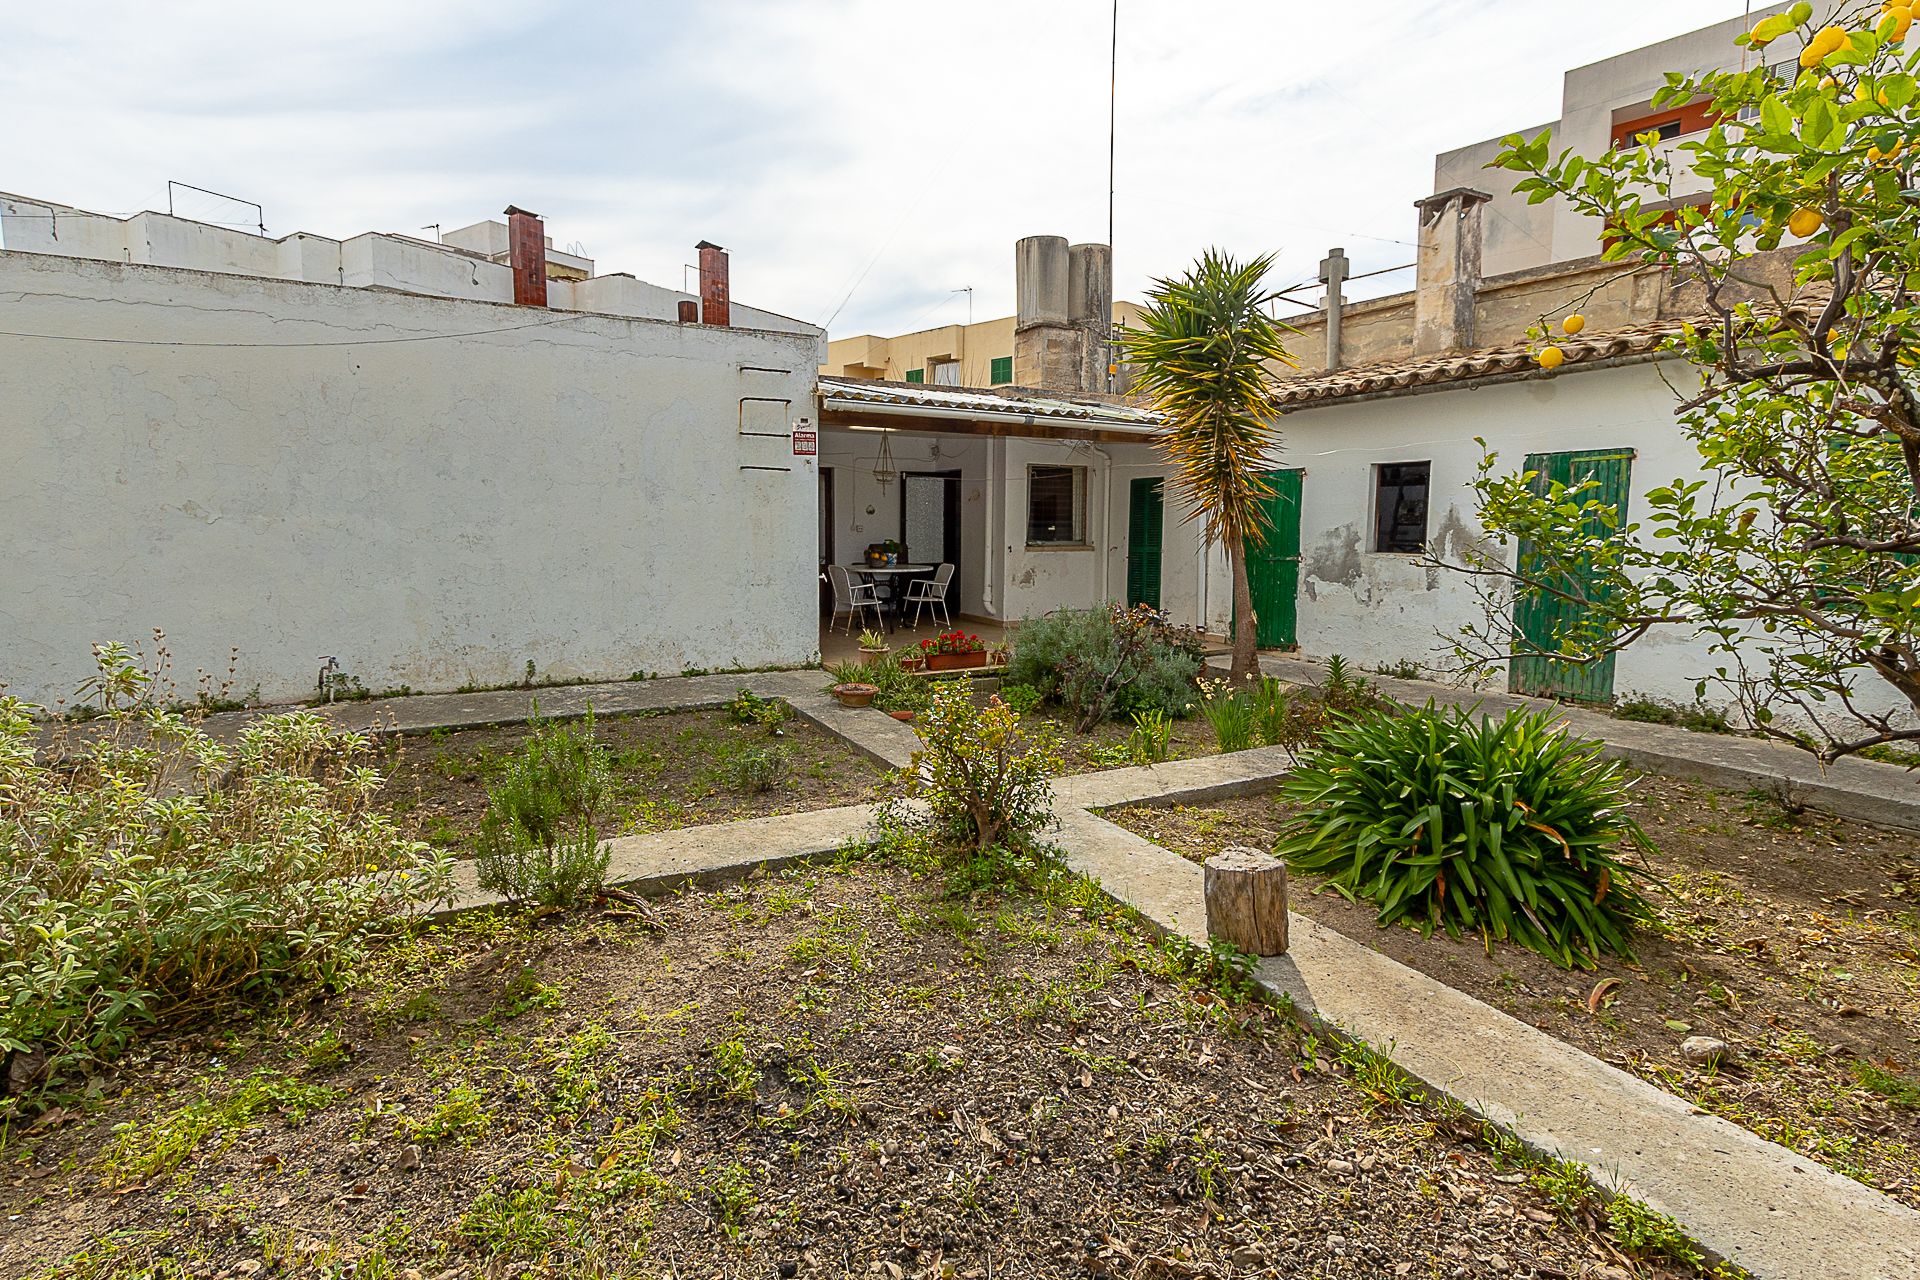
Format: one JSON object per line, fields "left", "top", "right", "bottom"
{"left": 1123, "top": 249, "right": 1298, "bottom": 547}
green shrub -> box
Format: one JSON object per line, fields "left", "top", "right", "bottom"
{"left": 727, "top": 687, "right": 788, "bottom": 728}
{"left": 1267, "top": 656, "right": 1396, "bottom": 757}
{"left": 881, "top": 684, "right": 1062, "bottom": 893}
{"left": 1196, "top": 678, "right": 1258, "bottom": 752}
{"left": 1274, "top": 703, "right": 1655, "bottom": 969}
{"left": 1004, "top": 605, "right": 1202, "bottom": 729}
{"left": 870, "top": 662, "right": 934, "bottom": 715}
{"left": 997, "top": 682, "right": 1047, "bottom": 716}
{"left": 728, "top": 745, "right": 792, "bottom": 794}
{"left": 1, "top": 645, "right": 449, "bottom": 1094}
{"left": 473, "top": 708, "right": 612, "bottom": 909}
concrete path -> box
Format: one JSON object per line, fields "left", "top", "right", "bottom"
{"left": 1053, "top": 806, "right": 1920, "bottom": 1280}
{"left": 1252, "top": 654, "right": 1920, "bottom": 832}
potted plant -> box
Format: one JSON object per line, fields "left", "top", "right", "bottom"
{"left": 858, "top": 629, "right": 889, "bottom": 660}
{"left": 921, "top": 630, "right": 989, "bottom": 672}
{"left": 832, "top": 682, "right": 879, "bottom": 708}
{"left": 898, "top": 649, "right": 926, "bottom": 673}
{"left": 987, "top": 641, "right": 1011, "bottom": 668}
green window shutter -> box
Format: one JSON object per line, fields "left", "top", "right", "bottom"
{"left": 904, "top": 368, "right": 925, "bottom": 384}
{"left": 990, "top": 356, "right": 1013, "bottom": 385}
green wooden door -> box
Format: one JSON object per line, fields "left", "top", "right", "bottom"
{"left": 1509, "top": 449, "right": 1634, "bottom": 703}
{"left": 1126, "top": 477, "right": 1165, "bottom": 609}
{"left": 1242, "top": 469, "right": 1303, "bottom": 648}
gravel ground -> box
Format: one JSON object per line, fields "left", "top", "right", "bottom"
{"left": 2, "top": 861, "right": 1703, "bottom": 1280}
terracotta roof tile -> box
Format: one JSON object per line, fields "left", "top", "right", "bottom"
{"left": 1271, "top": 316, "right": 1696, "bottom": 408}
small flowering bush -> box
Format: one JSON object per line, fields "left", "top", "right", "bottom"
{"left": 920, "top": 631, "right": 987, "bottom": 656}
{"left": 1003, "top": 604, "right": 1204, "bottom": 731}
{"left": 1, "top": 645, "right": 450, "bottom": 1097}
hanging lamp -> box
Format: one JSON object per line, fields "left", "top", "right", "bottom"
{"left": 871, "top": 429, "right": 898, "bottom": 490}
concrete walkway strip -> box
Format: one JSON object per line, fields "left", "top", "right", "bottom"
{"left": 1054, "top": 806, "right": 1920, "bottom": 1280}
{"left": 1255, "top": 654, "right": 1920, "bottom": 832}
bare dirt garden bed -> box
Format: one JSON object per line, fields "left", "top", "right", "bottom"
{"left": 377, "top": 707, "right": 891, "bottom": 850}
{"left": 2, "top": 861, "right": 1711, "bottom": 1280}
{"left": 1102, "top": 775, "right": 1920, "bottom": 1209}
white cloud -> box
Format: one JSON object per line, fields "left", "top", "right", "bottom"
{"left": 1, "top": 0, "right": 1755, "bottom": 336}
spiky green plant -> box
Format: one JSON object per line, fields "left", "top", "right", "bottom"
{"left": 1274, "top": 703, "right": 1655, "bottom": 968}
{"left": 1125, "top": 249, "right": 1296, "bottom": 684}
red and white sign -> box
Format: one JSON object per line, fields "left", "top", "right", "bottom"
{"left": 791, "top": 427, "right": 817, "bottom": 456}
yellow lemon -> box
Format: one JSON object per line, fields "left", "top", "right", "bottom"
{"left": 1870, "top": 144, "right": 1886, "bottom": 162}
{"left": 1894, "top": 11, "right": 1913, "bottom": 40}
{"left": 1537, "top": 345, "right": 1566, "bottom": 370}
{"left": 1801, "top": 44, "right": 1824, "bottom": 67}
{"left": 1789, "top": 207, "right": 1825, "bottom": 237}
{"left": 1562, "top": 314, "right": 1586, "bottom": 335}
{"left": 1815, "top": 24, "right": 1847, "bottom": 51}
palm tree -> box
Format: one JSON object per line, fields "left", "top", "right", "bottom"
{"left": 1125, "top": 249, "right": 1296, "bottom": 685}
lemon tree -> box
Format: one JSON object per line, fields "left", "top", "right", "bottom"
{"left": 1453, "top": 1, "right": 1920, "bottom": 761}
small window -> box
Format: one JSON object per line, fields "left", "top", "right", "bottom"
{"left": 930, "top": 359, "right": 960, "bottom": 386}
{"left": 990, "top": 355, "right": 1014, "bottom": 385}
{"left": 904, "top": 368, "right": 924, "bottom": 384}
{"left": 1027, "top": 465, "right": 1088, "bottom": 545}
{"left": 1373, "top": 462, "right": 1430, "bottom": 553}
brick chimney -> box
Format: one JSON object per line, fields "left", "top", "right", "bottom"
{"left": 504, "top": 206, "right": 547, "bottom": 307}
{"left": 697, "top": 240, "right": 730, "bottom": 327}
{"left": 1412, "top": 188, "right": 1491, "bottom": 356}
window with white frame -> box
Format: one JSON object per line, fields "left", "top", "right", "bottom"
{"left": 1027, "top": 465, "right": 1088, "bottom": 545}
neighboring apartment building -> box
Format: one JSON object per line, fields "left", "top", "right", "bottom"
{"left": 823, "top": 250, "right": 1143, "bottom": 390}
{"left": 1434, "top": 3, "right": 1791, "bottom": 277}
{"left": 0, "top": 195, "right": 824, "bottom": 707}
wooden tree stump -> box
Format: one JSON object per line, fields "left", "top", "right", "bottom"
{"left": 1204, "top": 845, "right": 1289, "bottom": 956}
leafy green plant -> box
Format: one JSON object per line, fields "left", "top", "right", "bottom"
{"left": 1196, "top": 678, "right": 1258, "bottom": 752}
{"left": 880, "top": 684, "right": 1062, "bottom": 894}
{"left": 1456, "top": 5, "right": 1920, "bottom": 764}
{"left": 728, "top": 745, "right": 792, "bottom": 794}
{"left": 1127, "top": 708, "right": 1173, "bottom": 763}
{"left": 870, "top": 662, "right": 934, "bottom": 715}
{"left": 1003, "top": 605, "right": 1202, "bottom": 729}
{"left": 1265, "top": 656, "right": 1396, "bottom": 758}
{"left": 473, "top": 708, "right": 612, "bottom": 909}
{"left": 997, "top": 682, "right": 1047, "bottom": 715}
{"left": 1, "top": 645, "right": 449, "bottom": 1094}
{"left": 1250, "top": 676, "right": 1289, "bottom": 747}
{"left": 105, "top": 1071, "right": 341, "bottom": 1187}
{"left": 1275, "top": 703, "right": 1656, "bottom": 968}
{"left": 727, "top": 688, "right": 788, "bottom": 729}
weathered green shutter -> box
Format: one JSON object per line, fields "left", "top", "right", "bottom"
{"left": 1126, "top": 477, "right": 1165, "bottom": 608}
{"left": 904, "top": 368, "right": 924, "bottom": 384}
{"left": 1240, "top": 469, "right": 1303, "bottom": 648}
{"left": 1510, "top": 449, "right": 1634, "bottom": 703}
{"left": 990, "top": 356, "right": 1014, "bottom": 385}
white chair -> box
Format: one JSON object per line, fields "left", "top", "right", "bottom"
{"left": 904, "top": 562, "right": 956, "bottom": 628}
{"left": 827, "top": 563, "right": 883, "bottom": 635}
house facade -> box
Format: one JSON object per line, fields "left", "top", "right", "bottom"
{"left": 0, "top": 197, "right": 826, "bottom": 708}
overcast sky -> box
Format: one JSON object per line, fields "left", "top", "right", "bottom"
{"left": 4, "top": 1, "right": 1756, "bottom": 338}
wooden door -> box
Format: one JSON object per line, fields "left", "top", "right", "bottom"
{"left": 1509, "top": 449, "right": 1634, "bottom": 703}
{"left": 1126, "top": 477, "right": 1165, "bottom": 609}
{"left": 1241, "top": 469, "right": 1303, "bottom": 648}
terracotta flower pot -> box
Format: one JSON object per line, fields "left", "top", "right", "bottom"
{"left": 926, "top": 651, "right": 988, "bottom": 672}
{"left": 899, "top": 656, "right": 926, "bottom": 672}
{"left": 859, "top": 646, "right": 890, "bottom": 661}
{"left": 832, "top": 682, "right": 879, "bottom": 707}
{"left": 887, "top": 710, "right": 915, "bottom": 722}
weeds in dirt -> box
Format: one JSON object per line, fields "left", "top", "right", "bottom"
{"left": 104, "top": 1072, "right": 342, "bottom": 1187}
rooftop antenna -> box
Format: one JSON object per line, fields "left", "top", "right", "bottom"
{"left": 952, "top": 286, "right": 973, "bottom": 325}
{"left": 1107, "top": 0, "right": 1119, "bottom": 391}
{"left": 421, "top": 224, "right": 441, "bottom": 243}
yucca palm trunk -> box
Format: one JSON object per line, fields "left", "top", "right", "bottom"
{"left": 1124, "top": 249, "right": 1296, "bottom": 687}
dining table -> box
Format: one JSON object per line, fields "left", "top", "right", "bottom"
{"left": 851, "top": 563, "right": 935, "bottom": 631}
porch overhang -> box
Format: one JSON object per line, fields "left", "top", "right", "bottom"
{"left": 817, "top": 375, "right": 1163, "bottom": 444}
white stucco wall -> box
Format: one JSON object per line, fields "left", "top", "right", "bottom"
{"left": 0, "top": 250, "right": 825, "bottom": 708}
{"left": 1261, "top": 362, "right": 1728, "bottom": 706}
